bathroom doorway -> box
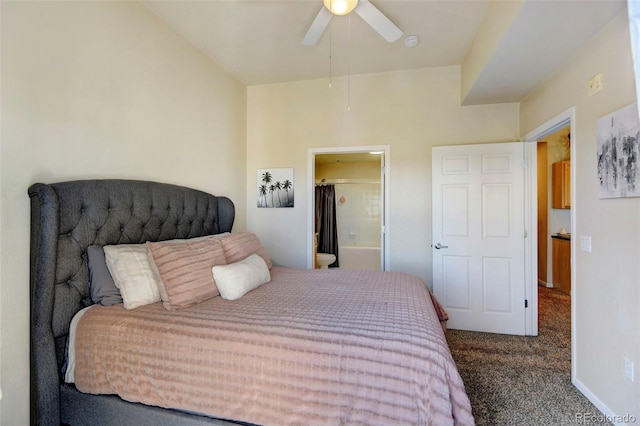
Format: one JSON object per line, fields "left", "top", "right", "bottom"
{"left": 307, "top": 146, "right": 390, "bottom": 271}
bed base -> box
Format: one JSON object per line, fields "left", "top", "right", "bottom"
{"left": 60, "top": 385, "right": 247, "bottom": 426}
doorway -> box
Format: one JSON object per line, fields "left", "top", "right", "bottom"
{"left": 523, "top": 106, "right": 576, "bottom": 381}
{"left": 307, "top": 146, "right": 390, "bottom": 271}
{"left": 537, "top": 126, "right": 572, "bottom": 294}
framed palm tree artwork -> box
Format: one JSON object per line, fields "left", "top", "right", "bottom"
{"left": 257, "top": 168, "right": 294, "bottom": 208}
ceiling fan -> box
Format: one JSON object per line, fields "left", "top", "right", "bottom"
{"left": 303, "top": 0, "right": 403, "bottom": 46}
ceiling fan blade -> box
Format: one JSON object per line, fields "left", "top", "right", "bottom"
{"left": 354, "top": 0, "right": 403, "bottom": 43}
{"left": 303, "top": 7, "right": 333, "bottom": 46}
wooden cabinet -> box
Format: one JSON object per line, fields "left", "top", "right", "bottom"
{"left": 552, "top": 236, "right": 571, "bottom": 295}
{"left": 552, "top": 161, "right": 571, "bottom": 209}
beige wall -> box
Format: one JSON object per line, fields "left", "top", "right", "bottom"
{"left": 315, "top": 161, "right": 380, "bottom": 180}
{"left": 521, "top": 11, "right": 639, "bottom": 419}
{"left": 0, "top": 2, "right": 247, "bottom": 423}
{"left": 545, "top": 126, "right": 571, "bottom": 163}
{"left": 247, "top": 66, "right": 519, "bottom": 279}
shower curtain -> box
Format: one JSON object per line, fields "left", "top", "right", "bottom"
{"left": 315, "top": 184, "right": 339, "bottom": 267}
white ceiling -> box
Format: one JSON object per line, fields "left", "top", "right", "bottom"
{"left": 143, "top": 0, "right": 626, "bottom": 104}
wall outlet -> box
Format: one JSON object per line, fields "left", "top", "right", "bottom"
{"left": 580, "top": 236, "right": 592, "bottom": 253}
{"left": 624, "top": 357, "right": 635, "bottom": 382}
{"left": 588, "top": 73, "right": 603, "bottom": 96}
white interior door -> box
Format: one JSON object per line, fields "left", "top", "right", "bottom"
{"left": 432, "top": 142, "right": 526, "bottom": 335}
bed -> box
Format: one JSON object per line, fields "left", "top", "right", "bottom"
{"left": 29, "top": 179, "right": 473, "bottom": 425}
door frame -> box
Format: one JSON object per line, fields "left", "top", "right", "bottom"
{"left": 307, "top": 145, "right": 391, "bottom": 271}
{"left": 522, "top": 106, "right": 575, "bottom": 381}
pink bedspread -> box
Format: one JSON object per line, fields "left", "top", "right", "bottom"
{"left": 72, "top": 267, "right": 474, "bottom": 425}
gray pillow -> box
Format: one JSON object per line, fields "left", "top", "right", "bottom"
{"left": 88, "top": 245, "right": 122, "bottom": 306}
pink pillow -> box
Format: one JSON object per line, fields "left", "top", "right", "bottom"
{"left": 220, "top": 232, "right": 272, "bottom": 269}
{"left": 147, "top": 237, "right": 226, "bottom": 310}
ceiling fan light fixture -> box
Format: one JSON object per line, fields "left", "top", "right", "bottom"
{"left": 324, "top": 0, "right": 358, "bottom": 16}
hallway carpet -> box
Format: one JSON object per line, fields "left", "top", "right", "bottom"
{"left": 446, "top": 286, "right": 610, "bottom": 425}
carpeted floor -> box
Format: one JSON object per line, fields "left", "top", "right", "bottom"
{"left": 446, "top": 286, "right": 610, "bottom": 425}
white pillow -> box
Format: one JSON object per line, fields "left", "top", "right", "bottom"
{"left": 212, "top": 254, "right": 271, "bottom": 301}
{"left": 103, "top": 244, "right": 162, "bottom": 309}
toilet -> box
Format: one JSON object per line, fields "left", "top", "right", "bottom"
{"left": 316, "top": 253, "right": 336, "bottom": 269}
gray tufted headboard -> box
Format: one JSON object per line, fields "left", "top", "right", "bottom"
{"left": 29, "top": 180, "right": 235, "bottom": 425}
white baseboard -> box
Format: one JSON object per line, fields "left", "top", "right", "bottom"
{"left": 538, "top": 280, "right": 552, "bottom": 288}
{"left": 572, "top": 377, "right": 636, "bottom": 425}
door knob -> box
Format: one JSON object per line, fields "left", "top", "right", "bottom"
{"left": 433, "top": 243, "right": 449, "bottom": 249}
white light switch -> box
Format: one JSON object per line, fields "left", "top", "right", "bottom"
{"left": 625, "top": 357, "right": 635, "bottom": 382}
{"left": 580, "top": 236, "right": 592, "bottom": 253}
{"left": 588, "top": 73, "right": 603, "bottom": 96}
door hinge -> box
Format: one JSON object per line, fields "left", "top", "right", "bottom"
{"left": 525, "top": 299, "right": 528, "bottom": 308}
{"left": 524, "top": 229, "right": 528, "bottom": 238}
{"left": 381, "top": 166, "right": 386, "bottom": 174}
